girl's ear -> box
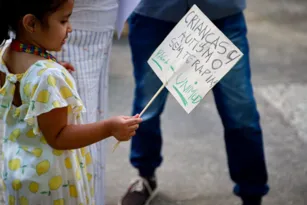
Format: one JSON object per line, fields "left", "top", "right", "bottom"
{"left": 22, "top": 14, "right": 38, "bottom": 33}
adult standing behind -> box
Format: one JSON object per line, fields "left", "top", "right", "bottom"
{"left": 53, "top": 0, "right": 118, "bottom": 204}
{"left": 119, "top": 1, "right": 269, "bottom": 205}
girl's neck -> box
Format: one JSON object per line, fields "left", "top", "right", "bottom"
{"left": 3, "top": 42, "right": 47, "bottom": 74}
{"left": 15, "top": 35, "right": 45, "bottom": 51}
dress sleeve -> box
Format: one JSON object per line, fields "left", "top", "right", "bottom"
{"left": 24, "top": 65, "right": 85, "bottom": 134}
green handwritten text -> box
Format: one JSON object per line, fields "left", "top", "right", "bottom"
{"left": 172, "top": 73, "right": 203, "bottom": 106}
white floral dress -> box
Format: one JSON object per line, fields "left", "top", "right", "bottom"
{"left": 0, "top": 44, "right": 94, "bottom": 205}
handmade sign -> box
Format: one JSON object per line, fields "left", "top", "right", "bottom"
{"left": 148, "top": 5, "right": 243, "bottom": 113}
{"left": 113, "top": 5, "right": 243, "bottom": 151}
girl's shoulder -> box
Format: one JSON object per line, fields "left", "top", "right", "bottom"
{"left": 26, "top": 60, "right": 68, "bottom": 77}
{"left": 24, "top": 60, "right": 73, "bottom": 84}
{"left": 21, "top": 60, "right": 77, "bottom": 102}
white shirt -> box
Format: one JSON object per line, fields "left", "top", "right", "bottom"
{"left": 70, "top": 0, "right": 118, "bottom": 32}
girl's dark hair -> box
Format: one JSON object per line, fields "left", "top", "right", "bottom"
{"left": 0, "top": 0, "right": 67, "bottom": 45}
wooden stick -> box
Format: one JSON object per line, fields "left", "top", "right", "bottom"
{"left": 112, "top": 83, "right": 167, "bottom": 152}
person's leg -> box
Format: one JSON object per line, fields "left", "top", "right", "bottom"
{"left": 119, "top": 13, "right": 175, "bottom": 205}
{"left": 129, "top": 13, "right": 176, "bottom": 178}
{"left": 212, "top": 12, "right": 269, "bottom": 204}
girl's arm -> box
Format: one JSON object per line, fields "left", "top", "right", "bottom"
{"left": 37, "top": 107, "right": 142, "bottom": 150}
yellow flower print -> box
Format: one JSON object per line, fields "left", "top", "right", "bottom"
{"left": 87, "top": 173, "right": 93, "bottom": 182}
{"left": 8, "top": 158, "right": 21, "bottom": 171}
{"left": 25, "top": 118, "right": 35, "bottom": 126}
{"left": 80, "top": 147, "right": 87, "bottom": 156}
{"left": 29, "top": 181, "right": 39, "bottom": 193}
{"left": 47, "top": 75, "right": 57, "bottom": 87}
{"left": 10, "top": 86, "right": 15, "bottom": 95}
{"left": 75, "top": 155, "right": 81, "bottom": 164}
{"left": 85, "top": 152, "right": 92, "bottom": 165}
{"left": 65, "top": 75, "right": 74, "bottom": 89}
{"left": 23, "top": 83, "right": 31, "bottom": 97}
{"left": 37, "top": 90, "right": 50, "bottom": 103}
{"left": 53, "top": 198, "right": 65, "bottom": 205}
{"left": 8, "top": 195, "right": 15, "bottom": 205}
{"left": 44, "top": 63, "right": 56, "bottom": 69}
{"left": 52, "top": 149, "right": 64, "bottom": 156}
{"left": 32, "top": 148, "right": 43, "bottom": 158}
{"left": 37, "top": 68, "right": 47, "bottom": 76}
{"left": 67, "top": 105, "right": 73, "bottom": 114}
{"left": 12, "top": 179, "right": 22, "bottom": 191}
{"left": 69, "top": 185, "right": 78, "bottom": 197}
{"left": 52, "top": 101, "right": 61, "bottom": 108}
{"left": 8, "top": 129, "right": 21, "bottom": 142}
{"left": 36, "top": 160, "right": 50, "bottom": 176}
{"left": 76, "top": 169, "right": 81, "bottom": 181}
{"left": 64, "top": 157, "right": 72, "bottom": 169}
{"left": 49, "top": 176, "right": 63, "bottom": 190}
{"left": 13, "top": 107, "right": 21, "bottom": 118}
{"left": 26, "top": 129, "right": 36, "bottom": 138}
{"left": 31, "top": 83, "right": 38, "bottom": 97}
{"left": 19, "top": 196, "right": 29, "bottom": 205}
{"left": 40, "top": 136, "right": 47, "bottom": 144}
{"left": 60, "top": 86, "right": 73, "bottom": 99}
{"left": 0, "top": 87, "right": 6, "bottom": 96}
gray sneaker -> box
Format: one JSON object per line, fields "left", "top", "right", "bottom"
{"left": 119, "top": 176, "right": 158, "bottom": 205}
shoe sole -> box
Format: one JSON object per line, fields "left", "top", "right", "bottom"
{"left": 118, "top": 188, "right": 158, "bottom": 205}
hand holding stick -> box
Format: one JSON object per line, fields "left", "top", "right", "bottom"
{"left": 112, "top": 83, "right": 167, "bottom": 152}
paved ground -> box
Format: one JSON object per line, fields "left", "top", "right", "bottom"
{"left": 1, "top": 0, "right": 307, "bottom": 205}
{"left": 106, "top": 0, "right": 307, "bottom": 205}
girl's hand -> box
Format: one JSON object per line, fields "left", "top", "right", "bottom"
{"left": 108, "top": 115, "right": 142, "bottom": 141}
{"left": 59, "top": 62, "right": 75, "bottom": 73}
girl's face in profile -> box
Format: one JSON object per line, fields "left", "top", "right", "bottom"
{"left": 34, "top": 0, "right": 74, "bottom": 51}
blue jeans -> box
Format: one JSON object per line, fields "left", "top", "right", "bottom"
{"left": 128, "top": 12, "right": 269, "bottom": 198}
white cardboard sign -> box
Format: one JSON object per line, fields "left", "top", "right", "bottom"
{"left": 148, "top": 5, "right": 244, "bottom": 113}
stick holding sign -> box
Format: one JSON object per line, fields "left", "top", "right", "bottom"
{"left": 113, "top": 4, "right": 243, "bottom": 151}
{"left": 112, "top": 83, "right": 167, "bottom": 152}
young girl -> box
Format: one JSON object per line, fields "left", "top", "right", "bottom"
{"left": 0, "top": 0, "right": 142, "bottom": 204}
{"left": 52, "top": 1, "right": 119, "bottom": 204}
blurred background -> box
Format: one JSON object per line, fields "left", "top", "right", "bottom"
{"left": 107, "top": 0, "right": 307, "bottom": 205}
{"left": 0, "top": 0, "right": 306, "bottom": 204}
